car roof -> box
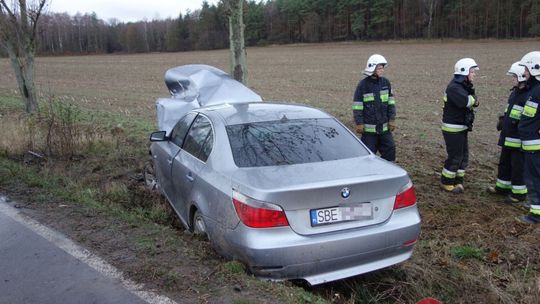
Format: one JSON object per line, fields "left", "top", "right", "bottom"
{"left": 199, "top": 102, "right": 332, "bottom": 125}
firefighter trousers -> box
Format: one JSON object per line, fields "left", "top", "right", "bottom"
{"left": 361, "top": 132, "right": 395, "bottom": 162}
{"left": 494, "top": 147, "right": 527, "bottom": 199}
{"left": 441, "top": 131, "right": 468, "bottom": 185}
{"left": 524, "top": 152, "right": 540, "bottom": 213}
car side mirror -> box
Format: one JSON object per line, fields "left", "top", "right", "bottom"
{"left": 150, "top": 131, "right": 168, "bottom": 142}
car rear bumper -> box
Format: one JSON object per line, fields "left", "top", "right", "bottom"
{"left": 224, "top": 205, "right": 421, "bottom": 285}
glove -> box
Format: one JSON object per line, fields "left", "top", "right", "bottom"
{"left": 472, "top": 95, "right": 479, "bottom": 107}
{"left": 355, "top": 124, "right": 364, "bottom": 135}
{"left": 496, "top": 114, "right": 504, "bottom": 131}
{"left": 388, "top": 120, "right": 396, "bottom": 132}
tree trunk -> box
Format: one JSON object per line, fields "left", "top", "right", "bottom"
{"left": 227, "top": 0, "right": 247, "bottom": 84}
{"left": 0, "top": 0, "right": 45, "bottom": 113}
{"left": 496, "top": 0, "right": 500, "bottom": 39}
{"left": 520, "top": 4, "right": 524, "bottom": 37}
{"left": 346, "top": 7, "right": 352, "bottom": 39}
{"left": 426, "top": 0, "right": 437, "bottom": 39}
{"left": 3, "top": 41, "right": 38, "bottom": 113}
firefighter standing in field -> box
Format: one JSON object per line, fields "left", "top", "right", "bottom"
{"left": 440, "top": 58, "right": 479, "bottom": 193}
{"left": 517, "top": 51, "right": 540, "bottom": 224}
{"left": 487, "top": 62, "right": 528, "bottom": 203}
{"left": 353, "top": 54, "right": 396, "bottom": 161}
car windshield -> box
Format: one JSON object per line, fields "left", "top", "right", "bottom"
{"left": 226, "top": 118, "right": 369, "bottom": 167}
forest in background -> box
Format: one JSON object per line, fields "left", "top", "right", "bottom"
{"left": 4, "top": 0, "right": 540, "bottom": 56}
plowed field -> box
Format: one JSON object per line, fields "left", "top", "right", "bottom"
{"left": 1, "top": 40, "right": 539, "bottom": 303}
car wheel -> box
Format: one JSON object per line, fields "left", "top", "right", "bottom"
{"left": 192, "top": 209, "right": 207, "bottom": 237}
{"left": 143, "top": 159, "right": 157, "bottom": 191}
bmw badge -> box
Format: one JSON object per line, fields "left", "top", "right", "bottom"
{"left": 341, "top": 187, "right": 350, "bottom": 199}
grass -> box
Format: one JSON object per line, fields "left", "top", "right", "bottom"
{"left": 223, "top": 261, "right": 246, "bottom": 275}
{"left": 233, "top": 300, "right": 258, "bottom": 304}
{"left": 451, "top": 245, "right": 486, "bottom": 260}
{"left": 134, "top": 236, "right": 157, "bottom": 252}
{"left": 163, "top": 271, "right": 180, "bottom": 289}
{"left": 2, "top": 41, "right": 540, "bottom": 303}
{"left": 0, "top": 94, "right": 24, "bottom": 110}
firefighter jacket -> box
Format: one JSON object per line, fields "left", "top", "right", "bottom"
{"left": 442, "top": 75, "right": 476, "bottom": 133}
{"left": 518, "top": 77, "right": 540, "bottom": 152}
{"left": 498, "top": 85, "right": 530, "bottom": 149}
{"left": 352, "top": 76, "right": 395, "bottom": 134}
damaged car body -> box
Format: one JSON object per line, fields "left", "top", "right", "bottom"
{"left": 147, "top": 64, "right": 421, "bottom": 285}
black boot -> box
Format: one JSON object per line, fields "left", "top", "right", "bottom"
{"left": 517, "top": 213, "right": 540, "bottom": 224}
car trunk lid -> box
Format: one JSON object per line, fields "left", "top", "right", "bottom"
{"left": 231, "top": 156, "right": 411, "bottom": 235}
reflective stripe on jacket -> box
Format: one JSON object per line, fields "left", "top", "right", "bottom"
{"left": 441, "top": 122, "right": 468, "bottom": 133}
{"left": 498, "top": 86, "right": 530, "bottom": 149}
{"left": 518, "top": 78, "right": 540, "bottom": 152}
{"left": 353, "top": 76, "right": 396, "bottom": 132}
{"left": 442, "top": 75, "right": 476, "bottom": 133}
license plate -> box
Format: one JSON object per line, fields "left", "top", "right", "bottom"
{"left": 310, "top": 204, "right": 372, "bottom": 226}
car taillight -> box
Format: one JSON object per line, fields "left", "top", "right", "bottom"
{"left": 393, "top": 182, "right": 416, "bottom": 210}
{"left": 232, "top": 191, "right": 289, "bottom": 228}
{"left": 402, "top": 239, "right": 418, "bottom": 247}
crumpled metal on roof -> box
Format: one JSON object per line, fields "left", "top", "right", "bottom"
{"left": 164, "top": 64, "right": 262, "bottom": 106}
{"left": 156, "top": 64, "right": 262, "bottom": 134}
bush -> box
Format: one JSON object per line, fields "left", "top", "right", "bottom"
{"left": 26, "top": 97, "right": 105, "bottom": 159}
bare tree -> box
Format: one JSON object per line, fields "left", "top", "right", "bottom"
{"left": 0, "top": 0, "right": 47, "bottom": 113}
{"left": 423, "top": 0, "right": 438, "bottom": 39}
{"left": 224, "top": 0, "right": 248, "bottom": 84}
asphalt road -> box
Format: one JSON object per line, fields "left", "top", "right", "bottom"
{"left": 0, "top": 196, "right": 175, "bottom": 304}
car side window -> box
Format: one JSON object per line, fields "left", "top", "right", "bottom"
{"left": 183, "top": 115, "right": 213, "bottom": 162}
{"left": 199, "top": 131, "right": 214, "bottom": 162}
{"left": 170, "top": 112, "right": 197, "bottom": 147}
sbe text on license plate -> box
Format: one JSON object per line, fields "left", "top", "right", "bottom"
{"left": 310, "top": 204, "right": 372, "bottom": 226}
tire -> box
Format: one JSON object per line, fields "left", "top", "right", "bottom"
{"left": 192, "top": 209, "right": 207, "bottom": 237}
{"left": 143, "top": 159, "right": 157, "bottom": 191}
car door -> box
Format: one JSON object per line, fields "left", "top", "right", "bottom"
{"left": 171, "top": 114, "right": 213, "bottom": 222}
{"left": 153, "top": 112, "right": 197, "bottom": 201}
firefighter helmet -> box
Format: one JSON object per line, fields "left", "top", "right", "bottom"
{"left": 507, "top": 62, "right": 527, "bottom": 82}
{"left": 454, "top": 58, "right": 479, "bottom": 76}
{"left": 519, "top": 51, "right": 540, "bottom": 78}
{"left": 364, "top": 54, "right": 387, "bottom": 76}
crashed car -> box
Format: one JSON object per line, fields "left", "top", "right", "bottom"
{"left": 147, "top": 64, "right": 421, "bottom": 285}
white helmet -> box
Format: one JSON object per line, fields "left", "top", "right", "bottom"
{"left": 364, "top": 54, "right": 387, "bottom": 76}
{"left": 507, "top": 62, "right": 527, "bottom": 82}
{"left": 454, "top": 58, "right": 479, "bottom": 76}
{"left": 519, "top": 51, "right": 540, "bottom": 78}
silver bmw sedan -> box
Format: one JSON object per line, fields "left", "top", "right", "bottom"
{"left": 149, "top": 102, "right": 421, "bottom": 285}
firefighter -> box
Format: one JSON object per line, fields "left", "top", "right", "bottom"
{"left": 487, "top": 62, "right": 528, "bottom": 203}
{"left": 517, "top": 51, "right": 540, "bottom": 224}
{"left": 353, "top": 54, "right": 396, "bottom": 161}
{"left": 440, "top": 58, "right": 479, "bottom": 193}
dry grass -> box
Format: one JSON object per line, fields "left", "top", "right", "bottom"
{"left": 0, "top": 111, "right": 29, "bottom": 155}
{"left": 0, "top": 94, "right": 126, "bottom": 161}
{"left": 2, "top": 40, "right": 540, "bottom": 303}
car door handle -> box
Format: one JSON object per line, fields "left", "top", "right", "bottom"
{"left": 167, "top": 158, "right": 173, "bottom": 165}
{"left": 186, "top": 173, "right": 194, "bottom": 182}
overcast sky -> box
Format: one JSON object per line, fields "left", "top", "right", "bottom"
{"left": 48, "top": 0, "right": 220, "bottom": 22}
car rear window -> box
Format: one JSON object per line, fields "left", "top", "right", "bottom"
{"left": 226, "top": 118, "right": 369, "bottom": 167}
